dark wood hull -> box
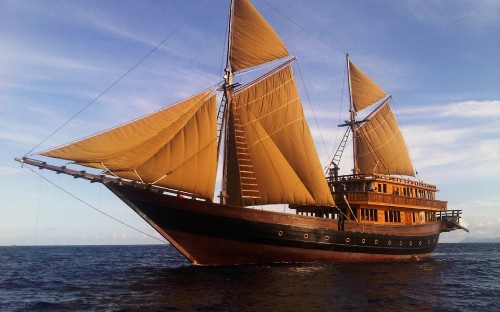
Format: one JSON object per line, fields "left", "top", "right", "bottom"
{"left": 107, "top": 184, "right": 444, "bottom": 265}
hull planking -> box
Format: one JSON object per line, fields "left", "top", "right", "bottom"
{"left": 107, "top": 184, "right": 442, "bottom": 265}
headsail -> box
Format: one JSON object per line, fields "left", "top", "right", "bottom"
{"left": 349, "top": 61, "right": 387, "bottom": 112}
{"left": 355, "top": 101, "right": 415, "bottom": 176}
{"left": 40, "top": 90, "right": 218, "bottom": 198}
{"left": 225, "top": 65, "right": 335, "bottom": 206}
{"left": 229, "top": 0, "right": 289, "bottom": 72}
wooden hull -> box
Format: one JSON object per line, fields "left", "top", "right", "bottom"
{"left": 107, "top": 184, "right": 444, "bottom": 265}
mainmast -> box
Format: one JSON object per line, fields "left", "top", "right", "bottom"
{"left": 346, "top": 54, "right": 358, "bottom": 175}
{"left": 220, "top": 0, "right": 235, "bottom": 204}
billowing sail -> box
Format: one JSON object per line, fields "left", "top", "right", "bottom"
{"left": 230, "top": 0, "right": 289, "bottom": 72}
{"left": 40, "top": 90, "right": 218, "bottom": 198}
{"left": 226, "top": 65, "right": 334, "bottom": 206}
{"left": 349, "top": 61, "right": 387, "bottom": 112}
{"left": 355, "top": 101, "right": 415, "bottom": 176}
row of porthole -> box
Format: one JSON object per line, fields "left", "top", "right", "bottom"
{"left": 278, "top": 231, "right": 329, "bottom": 240}
{"left": 346, "top": 237, "right": 436, "bottom": 246}
{"left": 277, "top": 230, "right": 436, "bottom": 246}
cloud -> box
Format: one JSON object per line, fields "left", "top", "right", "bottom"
{"left": 405, "top": 0, "right": 499, "bottom": 28}
{"left": 0, "top": 166, "right": 25, "bottom": 175}
{"left": 309, "top": 99, "right": 500, "bottom": 183}
{"left": 0, "top": 130, "right": 43, "bottom": 147}
{"left": 441, "top": 100, "right": 500, "bottom": 118}
{"left": 399, "top": 100, "right": 500, "bottom": 118}
{"left": 453, "top": 196, "right": 500, "bottom": 231}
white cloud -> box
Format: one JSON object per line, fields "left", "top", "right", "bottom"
{"left": 405, "top": 0, "right": 499, "bottom": 28}
{"left": 0, "top": 130, "right": 43, "bottom": 146}
{"left": 398, "top": 100, "right": 500, "bottom": 118}
{"left": 0, "top": 166, "right": 25, "bottom": 175}
{"left": 442, "top": 100, "right": 500, "bottom": 118}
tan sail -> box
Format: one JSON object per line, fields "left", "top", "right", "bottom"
{"left": 355, "top": 101, "right": 415, "bottom": 176}
{"left": 226, "top": 65, "right": 334, "bottom": 206}
{"left": 230, "top": 0, "right": 289, "bottom": 72}
{"left": 349, "top": 61, "right": 387, "bottom": 112}
{"left": 41, "top": 90, "right": 218, "bottom": 198}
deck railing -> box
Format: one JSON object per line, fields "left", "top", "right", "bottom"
{"left": 437, "top": 210, "right": 462, "bottom": 220}
{"left": 327, "top": 174, "right": 438, "bottom": 190}
{"left": 339, "top": 192, "right": 447, "bottom": 209}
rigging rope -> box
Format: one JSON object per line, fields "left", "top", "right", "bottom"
{"left": 25, "top": 0, "right": 211, "bottom": 157}
{"left": 24, "top": 165, "right": 168, "bottom": 244}
{"left": 324, "top": 64, "right": 349, "bottom": 171}
{"left": 295, "top": 61, "right": 330, "bottom": 160}
{"left": 261, "top": 0, "right": 347, "bottom": 55}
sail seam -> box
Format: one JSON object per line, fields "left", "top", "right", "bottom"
{"left": 39, "top": 89, "right": 216, "bottom": 156}
{"left": 238, "top": 104, "right": 316, "bottom": 205}
{"left": 245, "top": 116, "right": 304, "bottom": 149}
{"left": 236, "top": 77, "right": 295, "bottom": 110}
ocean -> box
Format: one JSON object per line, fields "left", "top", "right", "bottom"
{"left": 1, "top": 243, "right": 498, "bottom": 311}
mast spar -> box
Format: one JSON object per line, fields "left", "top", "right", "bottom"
{"left": 220, "top": 0, "right": 235, "bottom": 204}
{"left": 346, "top": 54, "right": 358, "bottom": 175}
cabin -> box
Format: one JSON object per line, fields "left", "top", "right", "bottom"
{"left": 291, "top": 174, "right": 447, "bottom": 226}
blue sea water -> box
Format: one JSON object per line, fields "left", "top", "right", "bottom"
{"left": 0, "top": 243, "right": 498, "bottom": 311}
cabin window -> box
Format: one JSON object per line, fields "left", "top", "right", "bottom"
{"left": 425, "top": 212, "right": 436, "bottom": 222}
{"left": 376, "top": 183, "right": 387, "bottom": 193}
{"left": 384, "top": 210, "right": 401, "bottom": 223}
{"left": 360, "top": 208, "right": 378, "bottom": 221}
{"left": 419, "top": 212, "right": 426, "bottom": 222}
{"left": 404, "top": 187, "right": 411, "bottom": 196}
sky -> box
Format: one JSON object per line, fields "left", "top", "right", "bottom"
{"left": 1, "top": 0, "right": 498, "bottom": 246}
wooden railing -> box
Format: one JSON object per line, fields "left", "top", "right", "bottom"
{"left": 340, "top": 192, "right": 447, "bottom": 210}
{"left": 327, "top": 173, "right": 438, "bottom": 190}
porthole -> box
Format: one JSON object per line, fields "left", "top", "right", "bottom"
{"left": 362, "top": 238, "right": 366, "bottom": 244}
{"left": 304, "top": 233, "right": 309, "bottom": 239}
{"left": 419, "top": 241, "right": 422, "bottom": 246}
{"left": 399, "top": 241, "right": 403, "bottom": 246}
{"left": 325, "top": 235, "right": 330, "bottom": 241}
{"left": 388, "top": 240, "right": 392, "bottom": 246}
{"left": 374, "top": 239, "right": 378, "bottom": 245}
{"left": 428, "top": 240, "right": 430, "bottom": 245}
{"left": 346, "top": 237, "right": 350, "bottom": 243}
{"left": 278, "top": 230, "right": 284, "bottom": 237}
{"left": 409, "top": 241, "right": 413, "bottom": 246}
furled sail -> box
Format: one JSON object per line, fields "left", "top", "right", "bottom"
{"left": 226, "top": 65, "right": 335, "bottom": 206}
{"left": 230, "top": 0, "right": 289, "bottom": 72}
{"left": 40, "top": 90, "right": 218, "bottom": 198}
{"left": 349, "top": 61, "right": 387, "bottom": 112}
{"left": 355, "top": 101, "right": 415, "bottom": 176}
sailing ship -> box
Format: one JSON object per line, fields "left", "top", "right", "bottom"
{"left": 17, "top": 0, "right": 467, "bottom": 265}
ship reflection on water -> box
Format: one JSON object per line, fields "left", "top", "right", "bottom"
{"left": 123, "top": 249, "right": 464, "bottom": 311}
